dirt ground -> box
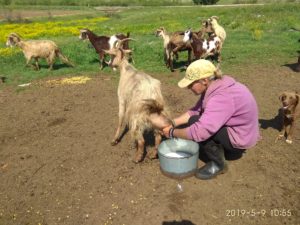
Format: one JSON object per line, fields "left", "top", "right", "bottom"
{"left": 0, "top": 62, "right": 299, "bottom": 225}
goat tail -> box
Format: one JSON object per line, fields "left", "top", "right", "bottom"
{"left": 126, "top": 32, "right": 130, "bottom": 38}
{"left": 141, "top": 99, "right": 164, "bottom": 115}
{"left": 128, "top": 99, "right": 171, "bottom": 139}
{"left": 56, "top": 49, "right": 75, "bottom": 67}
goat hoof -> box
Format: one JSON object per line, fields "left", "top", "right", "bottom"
{"left": 111, "top": 140, "right": 119, "bottom": 146}
{"left": 146, "top": 149, "right": 158, "bottom": 160}
{"left": 133, "top": 154, "right": 143, "bottom": 163}
{"left": 286, "top": 139, "right": 292, "bottom": 144}
{"left": 132, "top": 159, "right": 142, "bottom": 164}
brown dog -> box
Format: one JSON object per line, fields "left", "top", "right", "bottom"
{"left": 276, "top": 91, "right": 300, "bottom": 144}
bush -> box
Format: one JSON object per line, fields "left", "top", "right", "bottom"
{"left": 193, "top": 0, "right": 219, "bottom": 5}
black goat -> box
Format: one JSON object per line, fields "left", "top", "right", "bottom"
{"left": 79, "top": 28, "right": 130, "bottom": 70}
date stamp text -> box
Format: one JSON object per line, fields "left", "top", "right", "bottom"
{"left": 225, "top": 209, "right": 292, "bottom": 217}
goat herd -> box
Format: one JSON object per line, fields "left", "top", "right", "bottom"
{"left": 5, "top": 16, "right": 228, "bottom": 163}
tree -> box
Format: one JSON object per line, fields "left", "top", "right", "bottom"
{"left": 193, "top": 0, "right": 219, "bottom": 5}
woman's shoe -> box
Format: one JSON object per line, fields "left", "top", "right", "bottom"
{"left": 195, "top": 161, "right": 228, "bottom": 180}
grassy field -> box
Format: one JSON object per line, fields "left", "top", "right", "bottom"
{"left": 1, "top": 0, "right": 299, "bottom": 6}
{"left": 0, "top": 3, "right": 299, "bottom": 85}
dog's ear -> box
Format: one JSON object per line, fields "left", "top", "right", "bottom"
{"left": 279, "top": 92, "right": 284, "bottom": 101}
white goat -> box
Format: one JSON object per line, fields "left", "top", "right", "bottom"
{"left": 208, "top": 16, "right": 226, "bottom": 49}
{"left": 106, "top": 39, "right": 171, "bottom": 163}
{"left": 155, "top": 27, "right": 172, "bottom": 64}
{"left": 6, "top": 33, "right": 74, "bottom": 70}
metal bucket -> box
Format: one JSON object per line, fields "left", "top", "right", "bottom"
{"left": 158, "top": 138, "right": 199, "bottom": 179}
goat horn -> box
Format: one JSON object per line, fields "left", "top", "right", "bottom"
{"left": 115, "top": 38, "right": 135, "bottom": 48}
{"left": 9, "top": 32, "right": 21, "bottom": 38}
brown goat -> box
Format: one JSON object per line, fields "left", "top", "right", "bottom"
{"left": 6, "top": 33, "right": 74, "bottom": 70}
{"left": 183, "top": 29, "right": 221, "bottom": 63}
{"left": 199, "top": 19, "right": 214, "bottom": 39}
{"left": 79, "top": 28, "right": 130, "bottom": 70}
{"left": 105, "top": 39, "right": 171, "bottom": 163}
{"left": 155, "top": 27, "right": 192, "bottom": 71}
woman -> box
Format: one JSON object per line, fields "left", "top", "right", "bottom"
{"left": 162, "top": 59, "right": 260, "bottom": 180}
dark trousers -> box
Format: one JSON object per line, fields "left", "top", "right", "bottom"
{"left": 188, "top": 115, "right": 245, "bottom": 161}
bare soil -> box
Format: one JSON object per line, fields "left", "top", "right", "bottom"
{"left": 0, "top": 63, "right": 299, "bottom": 225}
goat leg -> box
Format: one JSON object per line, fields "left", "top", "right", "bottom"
{"left": 171, "top": 48, "right": 179, "bottom": 61}
{"left": 168, "top": 52, "right": 174, "bottom": 72}
{"left": 187, "top": 49, "right": 191, "bottom": 65}
{"left": 99, "top": 62, "right": 104, "bottom": 70}
{"left": 46, "top": 57, "right": 53, "bottom": 70}
{"left": 111, "top": 102, "right": 125, "bottom": 145}
{"left": 111, "top": 125, "right": 122, "bottom": 145}
{"left": 34, "top": 58, "right": 40, "bottom": 70}
{"left": 133, "top": 138, "right": 145, "bottom": 163}
{"left": 164, "top": 50, "right": 168, "bottom": 67}
{"left": 174, "top": 52, "right": 179, "bottom": 60}
{"left": 48, "top": 64, "right": 53, "bottom": 71}
{"left": 146, "top": 132, "right": 161, "bottom": 160}
{"left": 99, "top": 52, "right": 105, "bottom": 70}
{"left": 25, "top": 57, "right": 35, "bottom": 70}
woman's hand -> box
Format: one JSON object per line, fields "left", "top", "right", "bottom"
{"left": 163, "top": 125, "right": 173, "bottom": 138}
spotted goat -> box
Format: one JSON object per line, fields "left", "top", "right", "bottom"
{"left": 79, "top": 28, "right": 131, "bottom": 70}
{"left": 183, "top": 29, "right": 221, "bottom": 63}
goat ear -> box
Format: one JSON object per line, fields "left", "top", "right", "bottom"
{"left": 201, "top": 20, "right": 207, "bottom": 26}
{"left": 123, "top": 49, "right": 132, "bottom": 54}
{"left": 9, "top": 33, "right": 21, "bottom": 39}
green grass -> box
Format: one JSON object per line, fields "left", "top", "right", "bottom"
{"left": 1, "top": 0, "right": 299, "bottom": 7}
{"left": 0, "top": 3, "right": 299, "bottom": 85}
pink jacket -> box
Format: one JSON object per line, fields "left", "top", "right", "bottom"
{"left": 187, "top": 75, "right": 260, "bottom": 149}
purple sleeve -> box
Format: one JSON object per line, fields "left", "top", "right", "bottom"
{"left": 187, "top": 96, "right": 202, "bottom": 116}
{"left": 187, "top": 93, "right": 234, "bottom": 142}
